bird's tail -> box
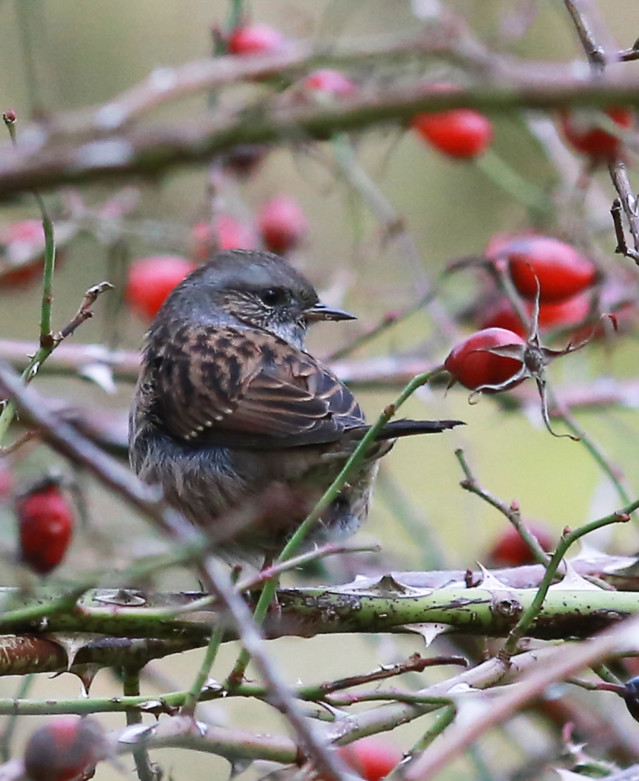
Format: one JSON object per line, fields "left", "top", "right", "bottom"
{"left": 349, "top": 418, "right": 464, "bottom": 442}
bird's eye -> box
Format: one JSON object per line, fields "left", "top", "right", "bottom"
{"left": 259, "top": 288, "right": 287, "bottom": 307}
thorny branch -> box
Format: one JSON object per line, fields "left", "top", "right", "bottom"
{"left": 3, "top": 57, "right": 639, "bottom": 200}
{"left": 0, "top": 4, "right": 639, "bottom": 780}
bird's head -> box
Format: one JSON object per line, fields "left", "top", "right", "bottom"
{"left": 154, "top": 249, "right": 355, "bottom": 347}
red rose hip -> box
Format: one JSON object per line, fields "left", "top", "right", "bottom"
{"left": 338, "top": 738, "right": 403, "bottom": 781}
{"left": 126, "top": 255, "right": 197, "bottom": 320}
{"left": 191, "top": 216, "right": 259, "bottom": 260}
{"left": 445, "top": 327, "right": 526, "bottom": 391}
{"left": 560, "top": 107, "right": 632, "bottom": 159}
{"left": 258, "top": 196, "right": 308, "bottom": 254}
{"left": 17, "top": 480, "right": 74, "bottom": 575}
{"left": 24, "top": 716, "right": 106, "bottom": 781}
{"left": 227, "top": 24, "right": 286, "bottom": 56}
{"left": 480, "top": 293, "right": 593, "bottom": 337}
{"left": 0, "top": 219, "right": 47, "bottom": 287}
{"left": 488, "top": 523, "right": 554, "bottom": 566}
{"left": 412, "top": 108, "right": 493, "bottom": 159}
{"left": 488, "top": 235, "right": 597, "bottom": 303}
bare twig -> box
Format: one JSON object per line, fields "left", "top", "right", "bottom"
{"left": 455, "top": 448, "right": 552, "bottom": 566}
{"left": 563, "top": 0, "right": 607, "bottom": 69}
{"left": 4, "top": 75, "right": 639, "bottom": 200}
{"left": 608, "top": 161, "right": 639, "bottom": 263}
{"left": 402, "top": 615, "right": 639, "bottom": 780}
{"left": 56, "top": 281, "right": 114, "bottom": 342}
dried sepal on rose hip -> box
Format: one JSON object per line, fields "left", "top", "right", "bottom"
{"left": 24, "top": 716, "right": 107, "bottom": 781}
{"left": 444, "top": 307, "right": 611, "bottom": 438}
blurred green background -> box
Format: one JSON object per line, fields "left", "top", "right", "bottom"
{"left": 0, "top": 1, "right": 639, "bottom": 779}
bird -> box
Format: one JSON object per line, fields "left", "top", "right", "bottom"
{"left": 129, "top": 249, "right": 462, "bottom": 563}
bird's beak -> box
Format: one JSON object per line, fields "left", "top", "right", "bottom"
{"left": 305, "top": 301, "right": 357, "bottom": 322}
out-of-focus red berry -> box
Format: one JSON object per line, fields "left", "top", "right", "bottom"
{"left": 487, "top": 235, "right": 597, "bottom": 304}
{"left": 17, "top": 481, "right": 74, "bottom": 575}
{"left": 445, "top": 327, "right": 526, "bottom": 392}
{"left": 0, "top": 219, "right": 46, "bottom": 287}
{"left": 126, "top": 255, "right": 197, "bottom": 320}
{"left": 258, "top": 196, "right": 308, "bottom": 254}
{"left": 480, "top": 293, "right": 593, "bottom": 337}
{"left": 215, "top": 214, "right": 259, "bottom": 251}
{"left": 488, "top": 523, "right": 554, "bottom": 566}
{"left": 24, "top": 716, "right": 106, "bottom": 781}
{"left": 227, "top": 24, "right": 286, "bottom": 56}
{"left": 303, "top": 69, "right": 355, "bottom": 96}
{"left": 560, "top": 107, "right": 633, "bottom": 159}
{"left": 412, "top": 107, "right": 493, "bottom": 159}
{"left": 338, "top": 738, "right": 403, "bottom": 781}
{"left": 191, "top": 216, "right": 259, "bottom": 261}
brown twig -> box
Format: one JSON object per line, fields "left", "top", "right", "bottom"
{"left": 455, "top": 448, "right": 552, "bottom": 566}
{"left": 4, "top": 75, "right": 639, "bottom": 201}
{"left": 563, "top": 0, "right": 607, "bottom": 69}
{"left": 44, "top": 28, "right": 482, "bottom": 139}
{"left": 56, "top": 281, "right": 114, "bottom": 342}
{"left": 608, "top": 161, "right": 639, "bottom": 263}
{"left": 316, "top": 654, "right": 468, "bottom": 697}
{"left": 402, "top": 615, "right": 639, "bottom": 780}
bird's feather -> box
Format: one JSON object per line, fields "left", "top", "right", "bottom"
{"left": 147, "top": 324, "right": 367, "bottom": 449}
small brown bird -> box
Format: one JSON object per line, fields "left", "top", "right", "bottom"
{"left": 129, "top": 250, "right": 461, "bottom": 562}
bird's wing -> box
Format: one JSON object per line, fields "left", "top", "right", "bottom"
{"left": 148, "top": 324, "right": 366, "bottom": 448}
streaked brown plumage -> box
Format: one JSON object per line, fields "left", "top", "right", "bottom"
{"left": 129, "top": 249, "right": 461, "bottom": 561}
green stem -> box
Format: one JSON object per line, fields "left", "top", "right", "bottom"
{"left": 0, "top": 117, "right": 56, "bottom": 446}
{"left": 548, "top": 387, "right": 634, "bottom": 514}
{"left": 14, "top": 0, "right": 44, "bottom": 115}
{"left": 35, "top": 193, "right": 56, "bottom": 343}
{"left": 475, "top": 148, "right": 551, "bottom": 217}
{"left": 227, "top": 366, "right": 445, "bottom": 686}
{"left": 503, "top": 508, "right": 633, "bottom": 655}
{"left": 387, "top": 705, "right": 456, "bottom": 781}
{"left": 592, "top": 664, "right": 622, "bottom": 686}
{"left": 455, "top": 448, "right": 551, "bottom": 566}
{"left": 123, "top": 667, "right": 161, "bottom": 781}
{"left": 0, "top": 674, "right": 34, "bottom": 760}
{"left": 182, "top": 622, "right": 225, "bottom": 715}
